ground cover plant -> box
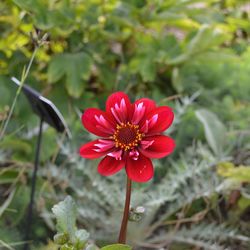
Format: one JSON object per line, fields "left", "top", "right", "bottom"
{"left": 0, "top": 0, "right": 250, "bottom": 249}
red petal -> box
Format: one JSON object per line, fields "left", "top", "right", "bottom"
{"left": 106, "top": 92, "right": 132, "bottom": 123}
{"left": 126, "top": 154, "right": 154, "bottom": 182}
{"left": 98, "top": 156, "right": 125, "bottom": 176}
{"left": 79, "top": 140, "right": 112, "bottom": 159}
{"left": 82, "top": 108, "right": 115, "bottom": 137}
{"left": 140, "top": 106, "right": 174, "bottom": 135}
{"left": 139, "top": 135, "right": 175, "bottom": 159}
{"left": 134, "top": 98, "right": 156, "bottom": 113}
{"left": 131, "top": 98, "right": 157, "bottom": 124}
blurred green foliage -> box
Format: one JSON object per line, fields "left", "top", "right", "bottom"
{"left": 0, "top": 0, "right": 250, "bottom": 249}
{"left": 218, "top": 162, "right": 250, "bottom": 182}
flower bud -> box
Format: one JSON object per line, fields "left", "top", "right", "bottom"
{"left": 129, "top": 206, "right": 146, "bottom": 222}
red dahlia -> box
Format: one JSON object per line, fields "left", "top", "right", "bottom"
{"left": 79, "top": 92, "right": 175, "bottom": 182}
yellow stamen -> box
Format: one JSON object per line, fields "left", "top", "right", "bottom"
{"left": 113, "top": 122, "right": 144, "bottom": 151}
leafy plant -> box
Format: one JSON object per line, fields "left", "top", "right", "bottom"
{"left": 52, "top": 196, "right": 96, "bottom": 250}
{"left": 0, "top": 0, "right": 250, "bottom": 249}
{"left": 52, "top": 196, "right": 132, "bottom": 250}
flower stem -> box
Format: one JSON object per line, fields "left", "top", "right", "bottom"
{"left": 118, "top": 177, "right": 132, "bottom": 244}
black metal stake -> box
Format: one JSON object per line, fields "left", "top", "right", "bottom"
{"left": 23, "top": 117, "right": 44, "bottom": 250}
{"left": 11, "top": 77, "right": 71, "bottom": 249}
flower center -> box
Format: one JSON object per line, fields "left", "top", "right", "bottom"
{"left": 113, "top": 122, "right": 143, "bottom": 151}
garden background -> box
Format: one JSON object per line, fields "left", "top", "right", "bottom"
{"left": 0, "top": 0, "right": 250, "bottom": 249}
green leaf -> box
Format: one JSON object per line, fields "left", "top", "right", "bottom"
{"left": 0, "top": 188, "right": 16, "bottom": 218}
{"left": 0, "top": 76, "right": 11, "bottom": 109}
{"left": 166, "top": 25, "right": 231, "bottom": 66}
{"left": 12, "top": 0, "right": 41, "bottom": 11}
{"left": 53, "top": 233, "right": 69, "bottom": 245}
{"left": 61, "top": 245, "right": 74, "bottom": 250}
{"left": 5, "top": 185, "right": 30, "bottom": 226}
{"left": 195, "top": 109, "right": 226, "bottom": 156}
{"left": 217, "top": 162, "right": 250, "bottom": 182}
{"left": 86, "top": 245, "right": 99, "bottom": 250}
{"left": 52, "top": 196, "right": 77, "bottom": 241}
{"left": 139, "top": 58, "right": 156, "bottom": 82}
{"left": 75, "top": 229, "right": 89, "bottom": 248}
{"left": 101, "top": 244, "right": 132, "bottom": 250}
{"left": 130, "top": 53, "right": 156, "bottom": 82}
{"left": 193, "top": 50, "right": 238, "bottom": 63}
{"left": 0, "top": 169, "right": 19, "bottom": 185}
{"left": 48, "top": 52, "right": 93, "bottom": 98}
{"left": 238, "top": 197, "right": 250, "bottom": 211}
{"left": 0, "top": 137, "right": 32, "bottom": 155}
{"left": 40, "top": 128, "right": 58, "bottom": 162}
{"left": 187, "top": 25, "right": 230, "bottom": 55}
{"left": 48, "top": 54, "right": 68, "bottom": 83}
{"left": 0, "top": 222, "right": 21, "bottom": 246}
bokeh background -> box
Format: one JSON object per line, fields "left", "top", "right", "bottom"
{"left": 0, "top": 0, "right": 250, "bottom": 249}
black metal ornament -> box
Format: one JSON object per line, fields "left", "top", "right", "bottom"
{"left": 11, "top": 77, "right": 71, "bottom": 250}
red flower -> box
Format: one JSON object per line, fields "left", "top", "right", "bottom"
{"left": 79, "top": 92, "right": 175, "bottom": 182}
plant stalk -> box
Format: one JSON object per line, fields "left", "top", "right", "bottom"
{"left": 118, "top": 177, "right": 132, "bottom": 244}
{"left": 0, "top": 46, "right": 38, "bottom": 141}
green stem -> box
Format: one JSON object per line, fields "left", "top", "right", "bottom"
{"left": 0, "top": 46, "right": 38, "bottom": 141}
{"left": 118, "top": 177, "right": 132, "bottom": 244}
